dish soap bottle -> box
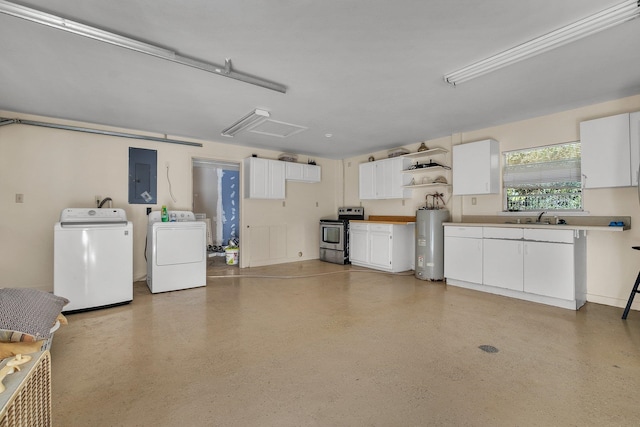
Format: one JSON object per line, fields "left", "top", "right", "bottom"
{"left": 161, "top": 205, "right": 168, "bottom": 222}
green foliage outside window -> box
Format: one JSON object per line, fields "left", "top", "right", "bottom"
{"left": 504, "top": 142, "right": 582, "bottom": 212}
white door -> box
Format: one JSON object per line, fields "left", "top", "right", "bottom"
{"left": 285, "top": 162, "right": 304, "bottom": 180}
{"left": 369, "top": 230, "right": 392, "bottom": 269}
{"left": 580, "top": 113, "right": 631, "bottom": 188}
{"left": 268, "top": 160, "right": 286, "bottom": 199}
{"left": 523, "top": 241, "right": 574, "bottom": 300}
{"left": 303, "top": 164, "right": 321, "bottom": 182}
{"left": 444, "top": 236, "right": 483, "bottom": 283}
{"left": 359, "top": 162, "right": 376, "bottom": 199}
{"left": 374, "top": 160, "right": 390, "bottom": 198}
{"left": 349, "top": 227, "right": 369, "bottom": 264}
{"left": 245, "top": 157, "right": 268, "bottom": 198}
{"left": 452, "top": 139, "right": 499, "bottom": 195}
{"left": 483, "top": 239, "right": 523, "bottom": 291}
{"left": 630, "top": 111, "right": 640, "bottom": 186}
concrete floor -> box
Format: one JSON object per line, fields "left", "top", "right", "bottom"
{"left": 51, "top": 260, "right": 640, "bottom": 426}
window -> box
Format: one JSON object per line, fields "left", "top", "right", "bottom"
{"left": 503, "top": 142, "right": 582, "bottom": 212}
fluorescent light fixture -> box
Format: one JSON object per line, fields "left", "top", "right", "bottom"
{"left": 444, "top": 0, "right": 640, "bottom": 86}
{"left": 221, "top": 109, "right": 270, "bottom": 137}
{"left": 0, "top": 0, "right": 286, "bottom": 93}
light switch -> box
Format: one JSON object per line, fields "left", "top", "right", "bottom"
{"left": 15, "top": 193, "right": 24, "bottom": 203}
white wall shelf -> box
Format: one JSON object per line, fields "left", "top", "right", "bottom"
{"left": 401, "top": 147, "right": 448, "bottom": 159}
{"left": 402, "top": 166, "right": 447, "bottom": 174}
{"left": 403, "top": 183, "right": 451, "bottom": 189}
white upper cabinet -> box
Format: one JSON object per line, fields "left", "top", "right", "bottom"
{"left": 632, "top": 111, "right": 640, "bottom": 186}
{"left": 243, "top": 157, "right": 286, "bottom": 199}
{"left": 452, "top": 139, "right": 500, "bottom": 195}
{"left": 580, "top": 112, "right": 640, "bottom": 188}
{"left": 359, "top": 162, "right": 377, "bottom": 199}
{"left": 359, "top": 157, "right": 411, "bottom": 199}
{"left": 285, "top": 162, "right": 321, "bottom": 183}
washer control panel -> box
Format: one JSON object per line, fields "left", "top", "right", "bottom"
{"left": 148, "top": 210, "right": 196, "bottom": 223}
{"left": 60, "top": 208, "right": 128, "bottom": 223}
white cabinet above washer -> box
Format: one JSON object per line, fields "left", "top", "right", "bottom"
{"left": 243, "top": 157, "right": 286, "bottom": 199}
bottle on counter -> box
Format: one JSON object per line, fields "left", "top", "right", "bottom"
{"left": 161, "top": 205, "right": 168, "bottom": 222}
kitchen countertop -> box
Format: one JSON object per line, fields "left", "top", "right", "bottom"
{"left": 352, "top": 220, "right": 416, "bottom": 225}
{"left": 444, "top": 215, "right": 631, "bottom": 232}
{"left": 352, "top": 215, "right": 416, "bottom": 225}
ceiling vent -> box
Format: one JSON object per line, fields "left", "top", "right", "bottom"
{"left": 249, "top": 119, "right": 308, "bottom": 138}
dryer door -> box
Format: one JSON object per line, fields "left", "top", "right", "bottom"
{"left": 156, "top": 225, "right": 206, "bottom": 265}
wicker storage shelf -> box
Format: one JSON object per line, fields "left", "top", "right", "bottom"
{"left": 0, "top": 351, "right": 51, "bottom": 427}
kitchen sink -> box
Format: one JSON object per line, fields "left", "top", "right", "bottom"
{"left": 503, "top": 221, "right": 558, "bottom": 225}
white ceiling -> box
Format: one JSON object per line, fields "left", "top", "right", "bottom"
{"left": 1, "top": 0, "right": 639, "bottom": 159}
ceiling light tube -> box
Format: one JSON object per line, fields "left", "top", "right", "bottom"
{"left": 444, "top": 0, "right": 640, "bottom": 86}
{"left": 221, "top": 109, "right": 270, "bottom": 137}
{"left": 0, "top": 0, "right": 286, "bottom": 93}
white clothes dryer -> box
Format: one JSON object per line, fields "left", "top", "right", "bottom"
{"left": 146, "top": 211, "right": 207, "bottom": 293}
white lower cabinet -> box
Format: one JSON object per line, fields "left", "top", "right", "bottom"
{"left": 350, "top": 222, "right": 415, "bottom": 272}
{"left": 349, "top": 224, "right": 369, "bottom": 265}
{"left": 483, "top": 239, "right": 524, "bottom": 291}
{"left": 444, "top": 226, "right": 586, "bottom": 310}
{"left": 443, "top": 229, "right": 483, "bottom": 284}
{"left": 523, "top": 241, "right": 575, "bottom": 300}
{"left": 369, "top": 226, "right": 393, "bottom": 269}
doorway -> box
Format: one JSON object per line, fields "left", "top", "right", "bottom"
{"left": 192, "top": 158, "right": 240, "bottom": 265}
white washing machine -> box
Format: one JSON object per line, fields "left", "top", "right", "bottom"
{"left": 54, "top": 208, "right": 133, "bottom": 312}
{"left": 146, "top": 210, "right": 207, "bottom": 293}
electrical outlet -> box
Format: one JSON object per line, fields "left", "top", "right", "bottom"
{"left": 15, "top": 193, "right": 24, "bottom": 203}
{"left": 95, "top": 195, "right": 102, "bottom": 207}
{"left": 471, "top": 197, "right": 477, "bottom": 205}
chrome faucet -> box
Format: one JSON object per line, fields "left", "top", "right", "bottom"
{"left": 536, "top": 211, "right": 546, "bottom": 223}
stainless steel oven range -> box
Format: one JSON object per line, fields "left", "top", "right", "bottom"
{"left": 319, "top": 207, "right": 364, "bottom": 264}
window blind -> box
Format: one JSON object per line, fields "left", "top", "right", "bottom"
{"left": 503, "top": 158, "right": 581, "bottom": 189}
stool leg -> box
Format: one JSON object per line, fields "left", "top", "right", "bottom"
{"left": 622, "top": 271, "right": 640, "bottom": 319}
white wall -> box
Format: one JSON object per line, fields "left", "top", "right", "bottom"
{"left": 5, "top": 94, "right": 640, "bottom": 311}
{"left": 0, "top": 111, "right": 341, "bottom": 290}
{"left": 343, "top": 94, "right": 640, "bottom": 310}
